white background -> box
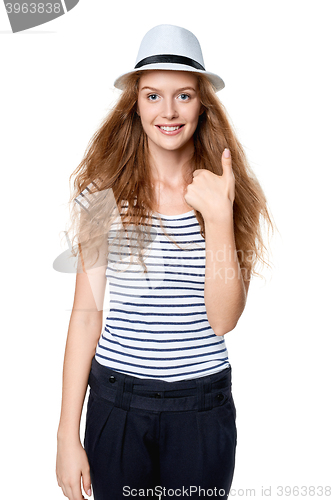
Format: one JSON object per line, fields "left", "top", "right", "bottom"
{"left": 1, "top": 1, "right": 332, "bottom": 499}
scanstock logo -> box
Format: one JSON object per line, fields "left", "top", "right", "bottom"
{"left": 3, "top": 0, "right": 80, "bottom": 33}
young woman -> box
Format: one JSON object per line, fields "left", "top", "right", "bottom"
{"left": 56, "top": 24, "right": 274, "bottom": 500}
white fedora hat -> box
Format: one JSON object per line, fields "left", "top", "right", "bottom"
{"left": 114, "top": 24, "right": 225, "bottom": 92}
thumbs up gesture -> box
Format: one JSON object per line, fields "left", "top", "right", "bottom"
{"left": 184, "top": 148, "right": 235, "bottom": 223}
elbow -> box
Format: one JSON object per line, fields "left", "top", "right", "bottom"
{"left": 213, "top": 302, "right": 247, "bottom": 336}
{"left": 214, "top": 320, "right": 238, "bottom": 336}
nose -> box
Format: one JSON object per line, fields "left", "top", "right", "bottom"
{"left": 161, "top": 97, "right": 179, "bottom": 120}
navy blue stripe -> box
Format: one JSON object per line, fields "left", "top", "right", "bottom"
{"left": 106, "top": 283, "right": 204, "bottom": 292}
{"left": 108, "top": 235, "right": 203, "bottom": 243}
{"left": 104, "top": 317, "right": 208, "bottom": 326}
{"left": 105, "top": 323, "right": 216, "bottom": 336}
{"left": 109, "top": 262, "right": 206, "bottom": 270}
{"left": 92, "top": 359, "right": 230, "bottom": 380}
{"left": 95, "top": 353, "right": 227, "bottom": 372}
{"left": 106, "top": 309, "right": 207, "bottom": 317}
{"left": 106, "top": 270, "right": 206, "bottom": 279}
{"left": 108, "top": 286, "right": 205, "bottom": 294}
{"left": 109, "top": 230, "right": 201, "bottom": 239}
{"left": 100, "top": 334, "right": 224, "bottom": 352}
{"left": 106, "top": 291, "right": 205, "bottom": 299}
{"left": 97, "top": 343, "right": 226, "bottom": 361}
{"left": 108, "top": 247, "right": 205, "bottom": 255}
{"left": 107, "top": 300, "right": 207, "bottom": 309}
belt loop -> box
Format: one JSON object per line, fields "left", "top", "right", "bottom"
{"left": 114, "top": 376, "right": 124, "bottom": 409}
{"left": 196, "top": 378, "right": 205, "bottom": 412}
{"left": 205, "top": 377, "right": 213, "bottom": 411}
{"left": 196, "top": 376, "right": 213, "bottom": 412}
{"left": 122, "top": 375, "right": 134, "bottom": 410}
{"left": 114, "top": 374, "right": 135, "bottom": 410}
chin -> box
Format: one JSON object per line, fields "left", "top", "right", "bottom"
{"left": 161, "top": 144, "right": 185, "bottom": 152}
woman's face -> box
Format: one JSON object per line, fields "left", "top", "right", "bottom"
{"left": 137, "top": 70, "right": 202, "bottom": 155}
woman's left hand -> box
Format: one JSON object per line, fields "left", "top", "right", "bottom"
{"left": 184, "top": 148, "right": 235, "bottom": 221}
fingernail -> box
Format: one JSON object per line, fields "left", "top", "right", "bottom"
{"left": 223, "top": 148, "right": 230, "bottom": 158}
{"left": 88, "top": 488, "right": 92, "bottom": 496}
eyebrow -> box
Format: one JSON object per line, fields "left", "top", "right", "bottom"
{"left": 140, "top": 86, "right": 197, "bottom": 92}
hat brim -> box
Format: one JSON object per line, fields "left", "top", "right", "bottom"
{"left": 113, "top": 63, "right": 225, "bottom": 92}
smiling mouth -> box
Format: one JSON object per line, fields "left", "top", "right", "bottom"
{"left": 157, "top": 125, "right": 185, "bottom": 131}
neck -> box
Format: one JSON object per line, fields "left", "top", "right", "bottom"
{"left": 148, "top": 139, "right": 194, "bottom": 188}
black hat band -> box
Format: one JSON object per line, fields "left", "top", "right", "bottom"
{"left": 135, "top": 54, "right": 205, "bottom": 71}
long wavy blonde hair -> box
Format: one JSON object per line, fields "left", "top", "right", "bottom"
{"left": 65, "top": 70, "right": 275, "bottom": 281}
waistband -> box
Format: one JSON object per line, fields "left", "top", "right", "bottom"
{"left": 87, "top": 357, "right": 232, "bottom": 412}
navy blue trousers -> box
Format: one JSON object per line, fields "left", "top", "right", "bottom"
{"left": 84, "top": 357, "right": 237, "bottom": 500}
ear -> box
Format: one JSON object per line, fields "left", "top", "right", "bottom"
{"left": 199, "top": 105, "right": 205, "bottom": 116}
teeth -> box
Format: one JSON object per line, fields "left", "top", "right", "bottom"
{"left": 160, "top": 126, "right": 181, "bottom": 131}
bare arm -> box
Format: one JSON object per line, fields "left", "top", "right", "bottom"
{"left": 56, "top": 243, "right": 107, "bottom": 500}
{"left": 184, "top": 148, "right": 250, "bottom": 337}
{"left": 57, "top": 257, "right": 107, "bottom": 441}
{"left": 204, "top": 214, "right": 250, "bottom": 336}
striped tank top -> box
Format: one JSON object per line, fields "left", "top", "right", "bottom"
{"left": 75, "top": 186, "right": 230, "bottom": 382}
{"left": 95, "top": 210, "right": 229, "bottom": 382}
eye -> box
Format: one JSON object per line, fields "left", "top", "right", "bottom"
{"left": 178, "top": 93, "right": 191, "bottom": 101}
{"left": 147, "top": 93, "right": 159, "bottom": 101}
